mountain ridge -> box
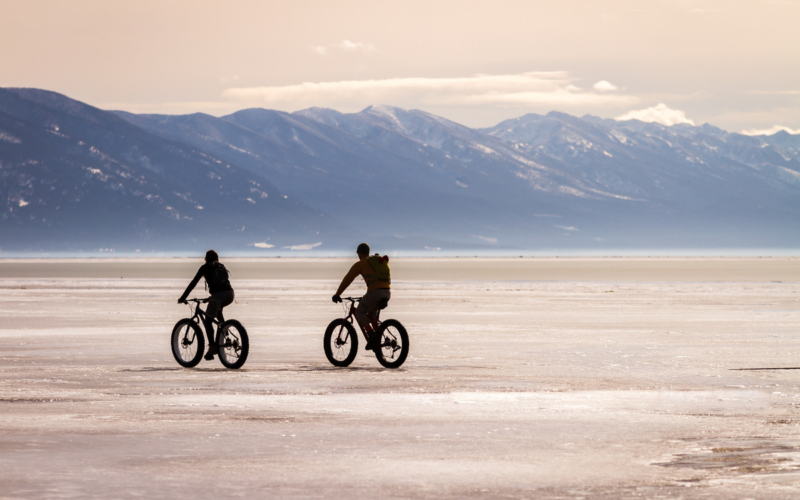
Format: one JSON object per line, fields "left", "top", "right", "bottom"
{"left": 0, "top": 88, "right": 341, "bottom": 252}
{"left": 1, "top": 88, "right": 798, "bottom": 253}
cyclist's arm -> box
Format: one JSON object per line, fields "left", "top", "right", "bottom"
{"left": 335, "top": 263, "right": 361, "bottom": 296}
{"left": 178, "top": 266, "right": 205, "bottom": 302}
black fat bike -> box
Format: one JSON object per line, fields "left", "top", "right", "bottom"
{"left": 324, "top": 297, "right": 409, "bottom": 369}
{"left": 171, "top": 298, "right": 249, "bottom": 369}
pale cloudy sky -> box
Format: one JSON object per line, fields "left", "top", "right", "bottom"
{"left": 1, "top": 0, "right": 798, "bottom": 133}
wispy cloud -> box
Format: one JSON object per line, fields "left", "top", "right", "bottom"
{"left": 338, "top": 40, "right": 375, "bottom": 51}
{"left": 471, "top": 235, "right": 498, "bottom": 244}
{"left": 92, "top": 100, "right": 242, "bottom": 116}
{"left": 617, "top": 103, "right": 695, "bottom": 126}
{"left": 740, "top": 125, "right": 800, "bottom": 136}
{"left": 747, "top": 90, "right": 800, "bottom": 95}
{"left": 99, "top": 100, "right": 239, "bottom": 114}
{"left": 249, "top": 242, "right": 274, "bottom": 249}
{"left": 312, "top": 40, "right": 376, "bottom": 56}
{"left": 282, "top": 242, "right": 322, "bottom": 250}
{"left": 222, "top": 72, "right": 637, "bottom": 110}
{"left": 593, "top": 80, "right": 618, "bottom": 91}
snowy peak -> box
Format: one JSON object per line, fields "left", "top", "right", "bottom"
{"left": 359, "top": 105, "right": 474, "bottom": 137}
{"left": 293, "top": 107, "right": 348, "bottom": 128}
{"left": 484, "top": 111, "right": 611, "bottom": 149}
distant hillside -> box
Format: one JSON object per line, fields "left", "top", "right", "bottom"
{"left": 1, "top": 87, "right": 798, "bottom": 253}
{"left": 0, "top": 88, "right": 341, "bottom": 252}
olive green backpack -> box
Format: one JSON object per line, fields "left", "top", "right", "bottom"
{"left": 366, "top": 254, "right": 391, "bottom": 285}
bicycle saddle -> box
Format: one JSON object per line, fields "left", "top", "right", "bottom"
{"left": 378, "top": 297, "right": 389, "bottom": 310}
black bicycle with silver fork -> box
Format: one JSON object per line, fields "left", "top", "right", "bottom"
{"left": 171, "top": 298, "right": 249, "bottom": 369}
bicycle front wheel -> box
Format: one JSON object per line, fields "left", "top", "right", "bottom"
{"left": 218, "top": 319, "right": 249, "bottom": 369}
{"left": 374, "top": 319, "right": 409, "bottom": 369}
{"left": 171, "top": 319, "right": 205, "bottom": 368}
{"left": 324, "top": 318, "right": 358, "bottom": 367}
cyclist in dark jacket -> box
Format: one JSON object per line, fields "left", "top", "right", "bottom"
{"left": 178, "top": 250, "right": 234, "bottom": 360}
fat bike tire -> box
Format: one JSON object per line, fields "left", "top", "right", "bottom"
{"left": 171, "top": 319, "right": 205, "bottom": 368}
{"left": 217, "top": 319, "right": 249, "bottom": 369}
{"left": 324, "top": 319, "right": 358, "bottom": 367}
{"left": 374, "top": 319, "right": 409, "bottom": 369}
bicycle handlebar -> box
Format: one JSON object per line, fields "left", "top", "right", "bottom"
{"left": 186, "top": 298, "right": 209, "bottom": 304}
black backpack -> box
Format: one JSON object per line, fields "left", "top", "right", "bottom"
{"left": 205, "top": 262, "right": 230, "bottom": 290}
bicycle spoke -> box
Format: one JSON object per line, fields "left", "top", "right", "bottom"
{"left": 219, "top": 327, "right": 242, "bottom": 362}
{"left": 172, "top": 319, "right": 205, "bottom": 368}
{"left": 324, "top": 318, "right": 358, "bottom": 367}
{"left": 180, "top": 326, "right": 194, "bottom": 356}
{"left": 379, "top": 326, "right": 403, "bottom": 360}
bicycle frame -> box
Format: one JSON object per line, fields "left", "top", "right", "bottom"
{"left": 185, "top": 299, "right": 225, "bottom": 340}
{"left": 337, "top": 297, "right": 380, "bottom": 343}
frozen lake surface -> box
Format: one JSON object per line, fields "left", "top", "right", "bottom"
{"left": 1, "top": 258, "right": 799, "bottom": 498}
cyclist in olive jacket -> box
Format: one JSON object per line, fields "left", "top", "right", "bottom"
{"left": 178, "top": 250, "right": 234, "bottom": 360}
{"left": 332, "top": 243, "right": 390, "bottom": 350}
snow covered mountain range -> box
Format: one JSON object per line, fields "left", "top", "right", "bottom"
{"left": 1, "top": 88, "right": 798, "bottom": 253}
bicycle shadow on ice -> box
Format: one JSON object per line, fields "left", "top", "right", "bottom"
{"left": 120, "top": 365, "right": 404, "bottom": 373}
{"left": 730, "top": 367, "right": 800, "bottom": 371}
{"left": 273, "top": 364, "right": 394, "bottom": 373}
{"left": 121, "top": 367, "right": 243, "bottom": 373}
{"left": 120, "top": 367, "right": 185, "bottom": 372}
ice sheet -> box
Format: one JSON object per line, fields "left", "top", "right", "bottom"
{"left": 0, "top": 267, "right": 799, "bottom": 498}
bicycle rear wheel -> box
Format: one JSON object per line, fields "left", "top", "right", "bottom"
{"left": 324, "top": 318, "right": 358, "bottom": 367}
{"left": 218, "top": 319, "right": 249, "bottom": 369}
{"left": 171, "top": 319, "right": 205, "bottom": 368}
{"left": 374, "top": 319, "right": 409, "bottom": 369}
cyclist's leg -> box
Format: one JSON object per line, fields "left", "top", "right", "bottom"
{"left": 207, "top": 291, "right": 234, "bottom": 340}
{"left": 204, "top": 300, "right": 220, "bottom": 347}
{"left": 357, "top": 289, "right": 391, "bottom": 346}
{"left": 215, "top": 290, "right": 234, "bottom": 324}
{"left": 204, "top": 291, "right": 233, "bottom": 348}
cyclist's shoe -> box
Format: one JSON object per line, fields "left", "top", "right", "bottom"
{"left": 204, "top": 344, "right": 219, "bottom": 360}
{"left": 365, "top": 331, "right": 378, "bottom": 351}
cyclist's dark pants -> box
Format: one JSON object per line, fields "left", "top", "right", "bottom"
{"left": 205, "top": 290, "right": 234, "bottom": 344}
{"left": 356, "top": 288, "right": 390, "bottom": 330}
